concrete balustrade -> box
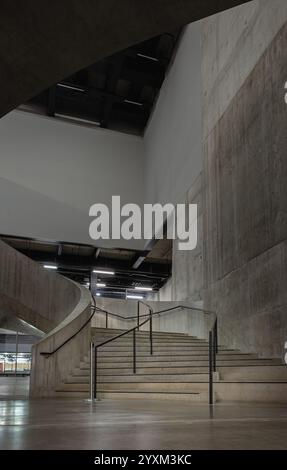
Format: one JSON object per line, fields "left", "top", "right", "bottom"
{"left": 30, "top": 284, "right": 91, "bottom": 397}
{"left": 0, "top": 239, "right": 91, "bottom": 397}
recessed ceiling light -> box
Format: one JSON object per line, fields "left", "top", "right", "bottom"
{"left": 55, "top": 113, "right": 101, "bottom": 126}
{"left": 96, "top": 293, "right": 101, "bottom": 297}
{"left": 132, "top": 256, "right": 146, "bottom": 269}
{"left": 126, "top": 295, "right": 144, "bottom": 300}
{"left": 57, "top": 83, "right": 86, "bottom": 92}
{"left": 93, "top": 270, "right": 115, "bottom": 275}
{"left": 134, "top": 287, "right": 153, "bottom": 292}
{"left": 124, "top": 99, "right": 143, "bottom": 107}
{"left": 137, "top": 53, "right": 159, "bottom": 62}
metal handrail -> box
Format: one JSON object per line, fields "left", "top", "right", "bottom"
{"left": 40, "top": 294, "right": 96, "bottom": 357}
{"left": 95, "top": 304, "right": 216, "bottom": 322}
{"left": 92, "top": 301, "right": 218, "bottom": 404}
{"left": 94, "top": 315, "right": 151, "bottom": 350}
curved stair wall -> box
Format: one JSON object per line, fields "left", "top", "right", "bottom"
{"left": 0, "top": 240, "right": 79, "bottom": 332}
{"left": 0, "top": 239, "right": 91, "bottom": 397}
{"left": 30, "top": 284, "right": 91, "bottom": 397}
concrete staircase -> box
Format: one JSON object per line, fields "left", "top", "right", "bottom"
{"left": 55, "top": 327, "right": 287, "bottom": 402}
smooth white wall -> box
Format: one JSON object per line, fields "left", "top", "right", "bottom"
{"left": 0, "top": 21, "right": 203, "bottom": 250}
{"left": 144, "top": 22, "right": 202, "bottom": 206}
{"left": 0, "top": 111, "right": 145, "bottom": 249}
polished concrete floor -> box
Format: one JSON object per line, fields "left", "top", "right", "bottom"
{"left": 0, "top": 377, "right": 287, "bottom": 450}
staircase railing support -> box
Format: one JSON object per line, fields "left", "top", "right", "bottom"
{"left": 149, "top": 309, "right": 153, "bottom": 356}
{"left": 133, "top": 329, "right": 136, "bottom": 374}
{"left": 209, "top": 330, "right": 214, "bottom": 405}
{"left": 90, "top": 341, "right": 94, "bottom": 401}
{"left": 94, "top": 346, "right": 98, "bottom": 400}
{"left": 137, "top": 302, "right": 140, "bottom": 331}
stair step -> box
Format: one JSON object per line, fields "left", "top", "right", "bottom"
{"left": 97, "top": 351, "right": 255, "bottom": 359}
{"left": 95, "top": 363, "right": 284, "bottom": 373}
{"left": 73, "top": 366, "right": 213, "bottom": 375}
{"left": 97, "top": 391, "right": 206, "bottom": 402}
{"left": 97, "top": 347, "right": 236, "bottom": 353}
{"left": 92, "top": 328, "right": 189, "bottom": 338}
{"left": 65, "top": 373, "right": 215, "bottom": 384}
{"left": 58, "top": 380, "right": 210, "bottom": 392}
{"left": 93, "top": 338, "right": 209, "bottom": 346}
{"left": 214, "top": 382, "right": 287, "bottom": 402}
{"left": 96, "top": 354, "right": 260, "bottom": 362}
{"left": 219, "top": 365, "right": 287, "bottom": 381}
{"left": 54, "top": 389, "right": 206, "bottom": 402}
{"left": 92, "top": 359, "right": 282, "bottom": 368}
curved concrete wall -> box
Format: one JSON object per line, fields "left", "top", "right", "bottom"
{"left": 0, "top": 239, "right": 91, "bottom": 396}
{"left": 30, "top": 284, "right": 91, "bottom": 397}
{"left": 0, "top": 239, "right": 79, "bottom": 333}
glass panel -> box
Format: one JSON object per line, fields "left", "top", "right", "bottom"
{"left": 0, "top": 353, "right": 31, "bottom": 375}
{"left": 0, "top": 330, "right": 36, "bottom": 375}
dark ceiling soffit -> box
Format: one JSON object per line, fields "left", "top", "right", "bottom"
{"left": 0, "top": 234, "right": 171, "bottom": 275}
{"left": 18, "top": 250, "right": 171, "bottom": 277}
{"left": 0, "top": 233, "right": 145, "bottom": 256}
{"left": 0, "top": 1, "right": 252, "bottom": 117}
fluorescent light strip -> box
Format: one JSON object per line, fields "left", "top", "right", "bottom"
{"left": 96, "top": 293, "right": 101, "bottom": 297}
{"left": 137, "top": 53, "right": 159, "bottom": 62}
{"left": 133, "top": 256, "right": 145, "bottom": 269}
{"left": 43, "top": 265, "right": 58, "bottom": 270}
{"left": 54, "top": 113, "right": 101, "bottom": 126}
{"left": 124, "top": 99, "right": 143, "bottom": 107}
{"left": 134, "top": 287, "right": 153, "bottom": 292}
{"left": 126, "top": 295, "right": 144, "bottom": 300}
{"left": 96, "top": 283, "right": 106, "bottom": 288}
{"left": 93, "top": 270, "right": 115, "bottom": 276}
{"left": 57, "top": 83, "right": 86, "bottom": 92}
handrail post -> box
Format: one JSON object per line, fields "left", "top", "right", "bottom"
{"left": 137, "top": 301, "right": 140, "bottom": 331}
{"left": 105, "top": 312, "right": 108, "bottom": 329}
{"left": 133, "top": 329, "right": 136, "bottom": 374}
{"left": 214, "top": 318, "right": 218, "bottom": 354}
{"left": 213, "top": 328, "right": 217, "bottom": 373}
{"left": 149, "top": 309, "right": 153, "bottom": 356}
{"left": 209, "top": 330, "right": 213, "bottom": 405}
{"left": 90, "top": 341, "right": 94, "bottom": 401}
{"left": 94, "top": 346, "right": 98, "bottom": 400}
